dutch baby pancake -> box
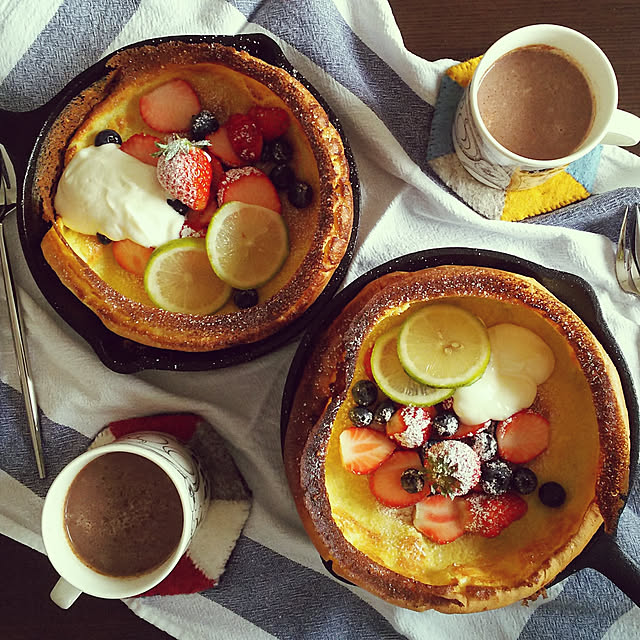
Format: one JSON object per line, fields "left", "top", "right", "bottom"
{"left": 36, "top": 39, "right": 354, "bottom": 352}
{"left": 283, "top": 264, "right": 630, "bottom": 612}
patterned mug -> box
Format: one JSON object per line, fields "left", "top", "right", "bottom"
{"left": 452, "top": 24, "right": 640, "bottom": 190}
{"left": 41, "top": 431, "right": 209, "bottom": 608}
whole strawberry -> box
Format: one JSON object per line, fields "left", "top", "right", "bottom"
{"left": 155, "top": 136, "right": 212, "bottom": 211}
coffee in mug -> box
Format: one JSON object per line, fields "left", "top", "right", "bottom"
{"left": 477, "top": 45, "right": 594, "bottom": 160}
{"left": 64, "top": 451, "right": 184, "bottom": 577}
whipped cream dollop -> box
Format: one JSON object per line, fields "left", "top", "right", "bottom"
{"left": 54, "top": 144, "right": 184, "bottom": 247}
{"left": 453, "top": 324, "right": 555, "bottom": 425}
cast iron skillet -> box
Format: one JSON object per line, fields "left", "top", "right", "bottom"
{"left": 0, "top": 34, "right": 360, "bottom": 373}
{"left": 280, "top": 247, "right": 640, "bottom": 605}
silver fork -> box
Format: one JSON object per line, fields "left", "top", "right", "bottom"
{"left": 0, "top": 144, "right": 46, "bottom": 478}
{"left": 615, "top": 204, "right": 640, "bottom": 295}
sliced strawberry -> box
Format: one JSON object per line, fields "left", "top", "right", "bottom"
{"left": 139, "top": 79, "right": 201, "bottom": 133}
{"left": 386, "top": 405, "right": 436, "bottom": 449}
{"left": 226, "top": 113, "right": 263, "bottom": 163}
{"left": 217, "top": 166, "right": 281, "bottom": 213}
{"left": 120, "top": 133, "right": 161, "bottom": 166}
{"left": 248, "top": 106, "right": 290, "bottom": 140}
{"left": 181, "top": 195, "right": 218, "bottom": 238}
{"left": 496, "top": 410, "right": 550, "bottom": 464}
{"left": 369, "top": 450, "right": 428, "bottom": 508}
{"left": 445, "top": 419, "right": 492, "bottom": 440}
{"left": 464, "top": 493, "right": 528, "bottom": 538}
{"left": 112, "top": 239, "right": 154, "bottom": 276}
{"left": 206, "top": 125, "right": 243, "bottom": 167}
{"left": 414, "top": 495, "right": 469, "bottom": 544}
{"left": 339, "top": 427, "right": 396, "bottom": 475}
{"left": 209, "top": 154, "right": 225, "bottom": 193}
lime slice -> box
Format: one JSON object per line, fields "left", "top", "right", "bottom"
{"left": 205, "top": 201, "right": 289, "bottom": 289}
{"left": 397, "top": 304, "right": 490, "bottom": 388}
{"left": 371, "top": 327, "right": 454, "bottom": 406}
{"left": 144, "top": 237, "right": 231, "bottom": 314}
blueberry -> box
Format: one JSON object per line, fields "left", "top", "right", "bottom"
{"left": 373, "top": 399, "right": 395, "bottom": 424}
{"left": 167, "top": 199, "right": 189, "bottom": 215}
{"left": 432, "top": 411, "right": 459, "bottom": 438}
{"left": 538, "top": 481, "right": 566, "bottom": 507}
{"left": 472, "top": 431, "right": 498, "bottom": 462}
{"left": 271, "top": 138, "right": 293, "bottom": 163}
{"left": 269, "top": 163, "right": 296, "bottom": 190}
{"left": 401, "top": 468, "right": 425, "bottom": 494}
{"left": 351, "top": 380, "right": 378, "bottom": 406}
{"left": 419, "top": 440, "right": 439, "bottom": 464}
{"left": 190, "top": 110, "right": 219, "bottom": 140}
{"left": 511, "top": 467, "right": 538, "bottom": 495}
{"left": 96, "top": 232, "right": 112, "bottom": 245}
{"left": 349, "top": 406, "right": 373, "bottom": 427}
{"left": 480, "top": 460, "right": 512, "bottom": 496}
{"left": 94, "top": 129, "right": 122, "bottom": 146}
{"left": 233, "top": 289, "right": 259, "bottom": 309}
{"left": 288, "top": 181, "right": 313, "bottom": 208}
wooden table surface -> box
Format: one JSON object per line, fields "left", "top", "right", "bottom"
{"left": 1, "top": 2, "right": 638, "bottom": 639}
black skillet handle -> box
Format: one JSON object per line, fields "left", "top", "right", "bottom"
{"left": 0, "top": 107, "right": 48, "bottom": 187}
{"left": 588, "top": 533, "right": 640, "bottom": 606}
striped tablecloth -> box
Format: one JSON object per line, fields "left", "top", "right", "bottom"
{"left": 1, "top": 1, "right": 639, "bottom": 638}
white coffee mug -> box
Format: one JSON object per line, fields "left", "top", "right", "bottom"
{"left": 452, "top": 24, "right": 640, "bottom": 189}
{"left": 41, "top": 431, "right": 209, "bottom": 608}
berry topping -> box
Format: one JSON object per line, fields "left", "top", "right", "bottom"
{"left": 538, "top": 481, "right": 566, "bottom": 507}
{"left": 480, "top": 460, "right": 512, "bottom": 496}
{"left": 401, "top": 468, "right": 426, "bottom": 494}
{"left": 414, "top": 495, "right": 469, "bottom": 544}
{"left": 226, "top": 113, "right": 263, "bottom": 163}
{"left": 206, "top": 125, "right": 244, "bottom": 167}
{"left": 96, "top": 232, "right": 112, "bottom": 245}
{"left": 496, "top": 410, "right": 550, "bottom": 464}
{"left": 271, "top": 138, "right": 293, "bottom": 163}
{"left": 155, "top": 137, "right": 213, "bottom": 211}
{"left": 446, "top": 419, "right": 492, "bottom": 440}
{"left": 339, "top": 427, "right": 396, "bottom": 475}
{"left": 216, "top": 166, "right": 281, "bottom": 213}
{"left": 288, "top": 181, "right": 313, "bottom": 208}
{"left": 139, "top": 79, "right": 201, "bottom": 133}
{"left": 94, "top": 129, "right": 122, "bottom": 146}
{"left": 373, "top": 399, "right": 396, "bottom": 424}
{"left": 233, "top": 288, "right": 259, "bottom": 309}
{"left": 464, "top": 493, "right": 527, "bottom": 538}
{"left": 181, "top": 194, "right": 218, "bottom": 237}
{"left": 120, "top": 133, "right": 161, "bottom": 166}
{"left": 432, "top": 411, "right": 459, "bottom": 438}
{"left": 440, "top": 397, "right": 454, "bottom": 412}
{"left": 369, "top": 451, "right": 428, "bottom": 508}
{"left": 111, "top": 239, "right": 154, "bottom": 276}
{"left": 349, "top": 406, "right": 374, "bottom": 428}
{"left": 351, "top": 380, "right": 378, "bottom": 407}
{"left": 386, "top": 405, "right": 435, "bottom": 449}
{"left": 167, "top": 198, "right": 189, "bottom": 215}
{"left": 269, "top": 163, "right": 296, "bottom": 190}
{"left": 248, "top": 106, "right": 290, "bottom": 140}
{"left": 190, "top": 110, "right": 219, "bottom": 140}
{"left": 472, "top": 431, "right": 498, "bottom": 462}
{"left": 511, "top": 467, "right": 538, "bottom": 495}
{"left": 425, "top": 441, "right": 481, "bottom": 498}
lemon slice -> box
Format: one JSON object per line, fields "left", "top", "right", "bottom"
{"left": 371, "top": 327, "right": 454, "bottom": 406}
{"left": 397, "top": 304, "right": 491, "bottom": 388}
{"left": 205, "top": 201, "right": 289, "bottom": 289}
{"left": 144, "top": 238, "right": 231, "bottom": 314}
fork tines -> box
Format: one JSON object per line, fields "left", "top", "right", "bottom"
{"left": 615, "top": 204, "right": 640, "bottom": 295}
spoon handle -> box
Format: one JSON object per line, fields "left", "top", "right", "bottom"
{"left": 0, "top": 215, "right": 46, "bottom": 479}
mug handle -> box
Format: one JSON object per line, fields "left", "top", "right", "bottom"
{"left": 601, "top": 109, "right": 640, "bottom": 147}
{"left": 50, "top": 577, "right": 82, "bottom": 609}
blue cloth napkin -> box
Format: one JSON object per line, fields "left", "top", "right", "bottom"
{"left": 0, "top": 1, "right": 639, "bottom": 639}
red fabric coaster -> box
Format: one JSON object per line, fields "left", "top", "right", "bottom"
{"left": 90, "top": 413, "right": 252, "bottom": 597}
